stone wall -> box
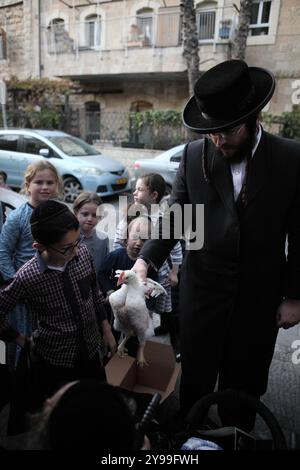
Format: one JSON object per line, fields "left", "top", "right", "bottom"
{"left": 0, "top": 1, "right": 25, "bottom": 79}
{"left": 245, "top": 0, "right": 300, "bottom": 114}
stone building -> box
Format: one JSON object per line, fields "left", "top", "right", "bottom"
{"left": 0, "top": 0, "right": 299, "bottom": 142}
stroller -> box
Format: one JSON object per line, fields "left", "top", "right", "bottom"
{"left": 137, "top": 389, "right": 287, "bottom": 450}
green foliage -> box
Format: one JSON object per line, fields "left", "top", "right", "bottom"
{"left": 129, "top": 109, "right": 182, "bottom": 133}
{"left": 4, "top": 77, "right": 78, "bottom": 129}
{"left": 280, "top": 108, "right": 300, "bottom": 140}
{"left": 262, "top": 109, "right": 300, "bottom": 141}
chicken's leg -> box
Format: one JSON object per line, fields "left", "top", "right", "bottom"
{"left": 117, "top": 334, "right": 132, "bottom": 357}
{"left": 136, "top": 343, "right": 148, "bottom": 367}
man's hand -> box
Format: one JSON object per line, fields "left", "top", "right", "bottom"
{"left": 277, "top": 299, "right": 300, "bottom": 329}
{"left": 102, "top": 319, "right": 117, "bottom": 357}
{"left": 132, "top": 258, "right": 148, "bottom": 282}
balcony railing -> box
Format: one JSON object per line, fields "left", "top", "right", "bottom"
{"left": 42, "top": 7, "right": 237, "bottom": 56}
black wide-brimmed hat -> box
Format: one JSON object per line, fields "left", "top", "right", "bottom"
{"left": 183, "top": 59, "right": 275, "bottom": 133}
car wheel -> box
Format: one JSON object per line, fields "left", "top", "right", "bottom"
{"left": 63, "top": 177, "right": 83, "bottom": 203}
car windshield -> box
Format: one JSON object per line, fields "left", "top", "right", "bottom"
{"left": 48, "top": 136, "right": 101, "bottom": 156}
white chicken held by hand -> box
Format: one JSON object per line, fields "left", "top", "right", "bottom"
{"left": 109, "top": 270, "right": 167, "bottom": 367}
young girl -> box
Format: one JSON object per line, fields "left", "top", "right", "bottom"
{"left": 114, "top": 173, "right": 182, "bottom": 352}
{"left": 0, "top": 161, "right": 62, "bottom": 369}
{"left": 73, "top": 192, "right": 109, "bottom": 275}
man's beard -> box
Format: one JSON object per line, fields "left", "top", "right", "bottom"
{"left": 215, "top": 132, "right": 255, "bottom": 164}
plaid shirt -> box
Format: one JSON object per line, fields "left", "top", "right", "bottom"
{"left": 0, "top": 245, "right": 107, "bottom": 367}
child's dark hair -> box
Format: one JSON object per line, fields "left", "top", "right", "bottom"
{"left": 0, "top": 171, "right": 7, "bottom": 182}
{"left": 30, "top": 200, "right": 79, "bottom": 245}
{"left": 139, "top": 173, "right": 166, "bottom": 203}
{"left": 27, "top": 380, "right": 138, "bottom": 450}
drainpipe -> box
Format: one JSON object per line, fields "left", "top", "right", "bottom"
{"left": 38, "top": 0, "right": 42, "bottom": 78}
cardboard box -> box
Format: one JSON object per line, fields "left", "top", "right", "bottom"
{"left": 105, "top": 341, "right": 181, "bottom": 401}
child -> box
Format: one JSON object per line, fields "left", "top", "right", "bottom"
{"left": 0, "top": 161, "right": 62, "bottom": 369}
{"left": 114, "top": 174, "right": 182, "bottom": 350}
{"left": 99, "top": 215, "right": 157, "bottom": 296}
{"left": 0, "top": 200, "right": 116, "bottom": 414}
{"left": 98, "top": 216, "right": 158, "bottom": 354}
{"left": 26, "top": 380, "right": 150, "bottom": 450}
{"left": 0, "top": 171, "right": 12, "bottom": 190}
{"left": 73, "top": 192, "right": 109, "bottom": 275}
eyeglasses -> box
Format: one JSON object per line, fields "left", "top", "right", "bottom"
{"left": 48, "top": 236, "right": 83, "bottom": 256}
{"left": 208, "top": 123, "right": 245, "bottom": 140}
{"left": 129, "top": 233, "right": 149, "bottom": 242}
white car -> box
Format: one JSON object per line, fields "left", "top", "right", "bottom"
{"left": 132, "top": 144, "right": 184, "bottom": 194}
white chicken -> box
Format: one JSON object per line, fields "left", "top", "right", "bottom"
{"left": 109, "top": 270, "right": 167, "bottom": 366}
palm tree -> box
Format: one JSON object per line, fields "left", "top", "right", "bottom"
{"left": 181, "top": 0, "right": 200, "bottom": 96}
{"left": 232, "top": 0, "right": 254, "bottom": 60}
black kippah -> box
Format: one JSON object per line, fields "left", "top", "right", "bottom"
{"left": 30, "top": 200, "right": 69, "bottom": 227}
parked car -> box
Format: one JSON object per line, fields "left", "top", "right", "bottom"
{"left": 132, "top": 144, "right": 185, "bottom": 194}
{"left": 0, "top": 129, "right": 130, "bottom": 202}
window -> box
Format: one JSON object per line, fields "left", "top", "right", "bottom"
{"left": 48, "top": 18, "right": 66, "bottom": 53}
{"left": 85, "top": 14, "right": 101, "bottom": 48}
{"left": 136, "top": 8, "right": 153, "bottom": 46}
{"left": 0, "top": 135, "right": 18, "bottom": 151}
{"left": 0, "top": 29, "right": 7, "bottom": 60}
{"left": 249, "top": 0, "right": 272, "bottom": 36}
{"left": 23, "top": 136, "right": 48, "bottom": 155}
{"left": 196, "top": 2, "right": 217, "bottom": 41}
{"left": 170, "top": 150, "right": 183, "bottom": 163}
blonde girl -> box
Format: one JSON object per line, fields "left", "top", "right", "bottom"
{"left": 0, "top": 160, "right": 61, "bottom": 369}
{"left": 73, "top": 192, "right": 109, "bottom": 274}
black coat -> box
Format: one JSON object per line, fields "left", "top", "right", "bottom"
{"left": 141, "top": 130, "right": 300, "bottom": 415}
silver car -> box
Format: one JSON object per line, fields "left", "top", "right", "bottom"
{"left": 0, "top": 129, "right": 130, "bottom": 202}
{"left": 132, "top": 144, "right": 184, "bottom": 194}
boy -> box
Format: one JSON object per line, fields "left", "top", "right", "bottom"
{"left": 98, "top": 216, "right": 159, "bottom": 356}
{"left": 0, "top": 200, "right": 116, "bottom": 410}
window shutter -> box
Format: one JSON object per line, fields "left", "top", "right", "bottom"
{"left": 155, "top": 7, "right": 181, "bottom": 47}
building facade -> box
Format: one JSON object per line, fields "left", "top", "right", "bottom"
{"left": 0, "top": 0, "right": 299, "bottom": 143}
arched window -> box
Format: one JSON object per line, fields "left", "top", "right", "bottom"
{"left": 136, "top": 8, "right": 153, "bottom": 46}
{"left": 49, "top": 18, "right": 65, "bottom": 36}
{"left": 196, "top": 2, "right": 217, "bottom": 41}
{"left": 85, "top": 14, "right": 101, "bottom": 48}
{"left": 130, "top": 100, "right": 153, "bottom": 112}
{"left": 48, "top": 18, "right": 71, "bottom": 54}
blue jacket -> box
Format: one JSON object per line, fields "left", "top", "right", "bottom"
{"left": 0, "top": 203, "right": 35, "bottom": 280}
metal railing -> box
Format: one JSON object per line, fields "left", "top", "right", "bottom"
{"left": 42, "top": 8, "right": 237, "bottom": 56}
